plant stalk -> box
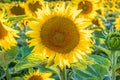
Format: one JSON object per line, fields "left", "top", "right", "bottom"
{"left": 62, "top": 66, "right": 67, "bottom": 80}
{"left": 111, "top": 51, "right": 118, "bottom": 80}
{"left": 5, "top": 68, "right": 11, "bottom": 80}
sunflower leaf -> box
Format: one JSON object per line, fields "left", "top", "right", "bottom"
{"left": 89, "top": 55, "right": 110, "bottom": 68}
{"left": 0, "top": 46, "right": 19, "bottom": 69}
{"left": 7, "top": 15, "right": 27, "bottom": 22}
{"left": 13, "top": 53, "right": 44, "bottom": 73}
{"left": 71, "top": 55, "right": 110, "bottom": 80}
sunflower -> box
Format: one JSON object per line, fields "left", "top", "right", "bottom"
{"left": 27, "top": 3, "right": 93, "bottom": 69}
{"left": 0, "top": 3, "right": 6, "bottom": 15}
{"left": 17, "top": 17, "right": 30, "bottom": 31}
{"left": 72, "top": 0, "right": 98, "bottom": 19}
{"left": 115, "top": 16, "right": 120, "bottom": 30}
{"left": 0, "top": 20, "right": 19, "bottom": 50}
{"left": 25, "top": 0, "right": 44, "bottom": 16}
{"left": 104, "top": 0, "right": 119, "bottom": 13}
{"left": 91, "top": 18, "right": 105, "bottom": 30}
{"left": 95, "top": 0, "right": 107, "bottom": 17}
{"left": 6, "top": 2, "right": 26, "bottom": 16}
{"left": 24, "top": 70, "right": 54, "bottom": 80}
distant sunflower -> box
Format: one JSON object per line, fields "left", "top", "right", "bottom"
{"left": 0, "top": 3, "right": 6, "bottom": 15}
{"left": 95, "top": 0, "right": 106, "bottom": 16}
{"left": 91, "top": 18, "right": 105, "bottom": 30}
{"left": 0, "top": 20, "right": 18, "bottom": 50}
{"left": 25, "top": 0, "right": 44, "bottom": 16}
{"left": 7, "top": 2, "right": 25, "bottom": 16}
{"left": 24, "top": 70, "right": 54, "bottom": 80}
{"left": 115, "top": 16, "right": 120, "bottom": 30}
{"left": 17, "top": 18, "right": 30, "bottom": 30}
{"left": 27, "top": 3, "right": 93, "bottom": 69}
{"left": 72, "top": 0, "right": 98, "bottom": 19}
{"left": 104, "top": 0, "right": 119, "bottom": 13}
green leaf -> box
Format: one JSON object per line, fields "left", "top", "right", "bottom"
{"left": 89, "top": 55, "right": 110, "bottom": 68}
{"left": 7, "top": 15, "right": 27, "bottom": 22}
{"left": 72, "top": 64, "right": 108, "bottom": 80}
{"left": 13, "top": 53, "right": 44, "bottom": 73}
{"left": 12, "top": 77, "right": 24, "bottom": 80}
{"left": 95, "top": 45, "right": 111, "bottom": 56}
{"left": 72, "top": 55, "right": 110, "bottom": 80}
{"left": 0, "top": 46, "right": 19, "bottom": 68}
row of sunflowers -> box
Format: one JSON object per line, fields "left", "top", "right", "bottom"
{"left": 0, "top": 0, "right": 120, "bottom": 80}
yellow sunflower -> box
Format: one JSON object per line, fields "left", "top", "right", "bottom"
{"left": 0, "top": 20, "right": 19, "bottom": 50}
{"left": 72, "top": 0, "right": 98, "bottom": 19}
{"left": 6, "top": 2, "right": 26, "bottom": 16}
{"left": 25, "top": 0, "right": 44, "bottom": 16}
{"left": 24, "top": 70, "right": 54, "bottom": 80}
{"left": 0, "top": 3, "right": 6, "bottom": 15}
{"left": 91, "top": 18, "right": 105, "bottom": 30}
{"left": 95, "top": 0, "right": 106, "bottom": 17}
{"left": 27, "top": 3, "right": 93, "bottom": 69}
{"left": 104, "top": 0, "right": 119, "bottom": 13}
{"left": 17, "top": 17, "right": 30, "bottom": 30}
{"left": 115, "top": 16, "right": 120, "bottom": 30}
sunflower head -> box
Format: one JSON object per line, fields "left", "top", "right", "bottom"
{"left": 24, "top": 70, "right": 54, "bottom": 80}
{"left": 91, "top": 18, "right": 105, "bottom": 30}
{"left": 0, "top": 3, "right": 6, "bottom": 15}
{"left": 104, "top": 0, "right": 119, "bottom": 13}
{"left": 7, "top": 2, "right": 26, "bottom": 16}
{"left": 27, "top": 3, "right": 93, "bottom": 69}
{"left": 73, "top": 0, "right": 97, "bottom": 18}
{"left": 25, "top": 0, "right": 44, "bottom": 16}
{"left": 0, "top": 20, "right": 19, "bottom": 50}
{"left": 78, "top": 1, "right": 92, "bottom": 14}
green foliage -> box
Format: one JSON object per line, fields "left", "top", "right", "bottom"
{"left": 7, "top": 15, "right": 27, "bottom": 22}
{"left": 71, "top": 55, "right": 110, "bottom": 80}
{"left": 13, "top": 53, "right": 45, "bottom": 73}
{"left": 0, "top": 46, "right": 19, "bottom": 69}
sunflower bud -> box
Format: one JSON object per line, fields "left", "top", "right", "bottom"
{"left": 105, "top": 32, "right": 120, "bottom": 50}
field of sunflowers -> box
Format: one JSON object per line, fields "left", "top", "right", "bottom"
{"left": 0, "top": 0, "right": 120, "bottom": 80}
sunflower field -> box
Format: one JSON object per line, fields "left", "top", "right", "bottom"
{"left": 0, "top": 0, "right": 120, "bottom": 80}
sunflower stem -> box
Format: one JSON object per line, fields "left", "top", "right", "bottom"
{"left": 111, "top": 51, "right": 118, "bottom": 80}
{"left": 62, "top": 66, "right": 67, "bottom": 80}
{"left": 5, "top": 68, "right": 11, "bottom": 80}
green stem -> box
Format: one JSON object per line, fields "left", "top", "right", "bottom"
{"left": 5, "top": 68, "right": 11, "bottom": 80}
{"left": 62, "top": 66, "right": 67, "bottom": 80}
{"left": 111, "top": 51, "right": 118, "bottom": 80}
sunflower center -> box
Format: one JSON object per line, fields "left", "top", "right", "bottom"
{"left": 53, "top": 32, "right": 64, "bottom": 44}
{"left": 10, "top": 5, "right": 25, "bottom": 15}
{"left": 78, "top": 1, "right": 93, "bottom": 14}
{"left": 28, "top": 75, "right": 43, "bottom": 80}
{"left": 28, "top": 1, "right": 42, "bottom": 13}
{"left": 41, "top": 16, "right": 80, "bottom": 53}
{"left": 0, "top": 22, "right": 8, "bottom": 39}
{"left": 92, "top": 18, "right": 100, "bottom": 26}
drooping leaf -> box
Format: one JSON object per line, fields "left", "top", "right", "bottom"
{"left": 13, "top": 53, "right": 44, "bottom": 73}
{"left": 7, "top": 15, "right": 27, "bottom": 22}
{"left": 71, "top": 55, "right": 110, "bottom": 80}
{"left": 0, "top": 46, "right": 19, "bottom": 68}
{"left": 89, "top": 55, "right": 110, "bottom": 68}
